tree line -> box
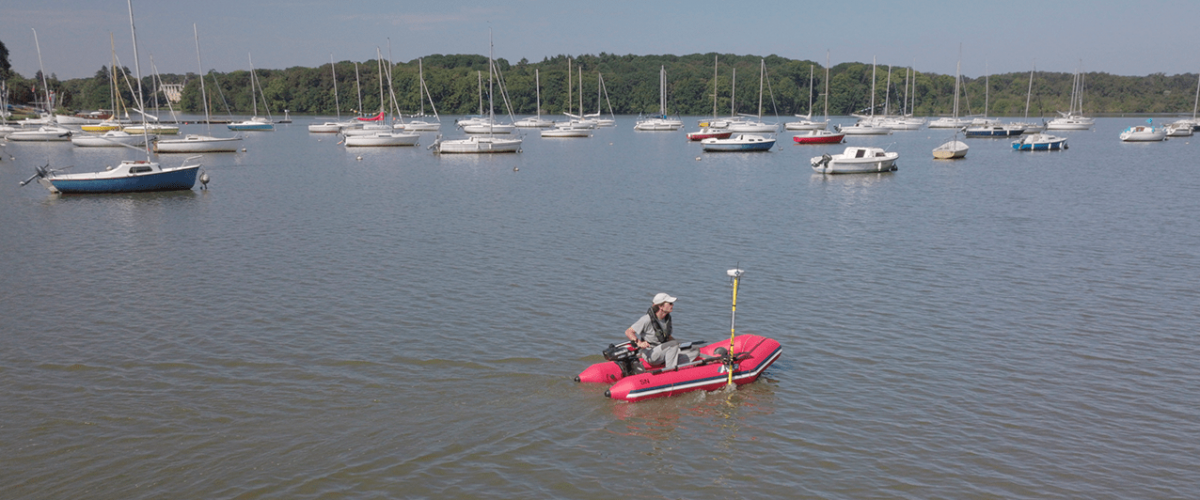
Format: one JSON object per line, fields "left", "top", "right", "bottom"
{"left": 6, "top": 51, "right": 1200, "bottom": 118}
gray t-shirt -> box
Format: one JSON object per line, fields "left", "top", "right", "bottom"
{"left": 630, "top": 314, "right": 670, "bottom": 346}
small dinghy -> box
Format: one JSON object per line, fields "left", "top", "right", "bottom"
{"left": 576, "top": 269, "right": 782, "bottom": 402}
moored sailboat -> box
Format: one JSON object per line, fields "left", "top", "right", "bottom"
{"left": 156, "top": 24, "right": 242, "bottom": 153}
{"left": 21, "top": 0, "right": 205, "bottom": 194}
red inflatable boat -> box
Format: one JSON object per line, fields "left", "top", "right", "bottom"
{"left": 576, "top": 334, "right": 782, "bottom": 402}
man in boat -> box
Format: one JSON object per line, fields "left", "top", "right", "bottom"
{"left": 624, "top": 293, "right": 697, "bottom": 370}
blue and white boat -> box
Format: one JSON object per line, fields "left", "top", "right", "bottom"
{"left": 1012, "top": 133, "right": 1068, "bottom": 151}
{"left": 19, "top": 1, "right": 207, "bottom": 195}
{"left": 964, "top": 123, "right": 1025, "bottom": 137}
{"left": 227, "top": 116, "right": 274, "bottom": 131}
{"left": 22, "top": 156, "right": 204, "bottom": 194}
{"left": 700, "top": 134, "right": 775, "bottom": 152}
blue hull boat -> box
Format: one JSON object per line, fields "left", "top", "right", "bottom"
{"left": 1012, "top": 134, "right": 1068, "bottom": 151}
{"left": 23, "top": 157, "right": 204, "bottom": 194}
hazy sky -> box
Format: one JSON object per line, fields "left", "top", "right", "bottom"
{"left": 3, "top": 0, "right": 1198, "bottom": 81}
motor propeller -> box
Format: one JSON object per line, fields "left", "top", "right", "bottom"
{"left": 19, "top": 163, "right": 72, "bottom": 187}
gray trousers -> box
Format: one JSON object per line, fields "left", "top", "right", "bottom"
{"left": 642, "top": 340, "right": 698, "bottom": 370}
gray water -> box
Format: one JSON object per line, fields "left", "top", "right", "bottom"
{"left": 2, "top": 118, "right": 1198, "bottom": 499}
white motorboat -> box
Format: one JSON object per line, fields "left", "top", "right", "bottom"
{"left": 461, "top": 120, "right": 515, "bottom": 134}
{"left": 71, "top": 130, "right": 145, "bottom": 147}
{"left": 514, "top": 117, "right": 555, "bottom": 128}
{"left": 1164, "top": 122, "right": 1194, "bottom": 137}
{"left": 633, "top": 117, "right": 684, "bottom": 131}
{"left": 878, "top": 116, "right": 926, "bottom": 130}
{"left": 836, "top": 122, "right": 892, "bottom": 135}
{"left": 155, "top": 134, "right": 242, "bottom": 153}
{"left": 7, "top": 125, "right": 73, "bottom": 141}
{"left": 308, "top": 122, "right": 344, "bottom": 133}
{"left": 344, "top": 131, "right": 419, "bottom": 147}
{"left": 540, "top": 125, "right": 591, "bottom": 138}
{"left": 433, "top": 134, "right": 522, "bottom": 153}
{"left": 1119, "top": 123, "right": 1167, "bottom": 142}
{"left": 811, "top": 146, "right": 899, "bottom": 174}
{"left": 784, "top": 117, "right": 827, "bottom": 130}
{"left": 929, "top": 117, "right": 971, "bottom": 128}
{"left": 402, "top": 120, "right": 443, "bottom": 131}
{"left": 700, "top": 133, "right": 775, "bottom": 152}
{"left": 1046, "top": 115, "right": 1094, "bottom": 130}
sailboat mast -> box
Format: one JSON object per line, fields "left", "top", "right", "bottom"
{"left": 568, "top": 58, "right": 572, "bottom": 116}
{"left": 125, "top": 0, "right": 151, "bottom": 159}
{"left": 870, "top": 56, "right": 876, "bottom": 118}
{"left": 535, "top": 69, "right": 541, "bottom": 119}
{"left": 376, "top": 48, "right": 385, "bottom": 115}
{"left": 807, "top": 64, "right": 814, "bottom": 118}
{"left": 31, "top": 29, "right": 51, "bottom": 114}
{"left": 331, "top": 55, "right": 340, "bottom": 120}
{"left": 660, "top": 66, "right": 666, "bottom": 117}
{"left": 884, "top": 65, "right": 891, "bottom": 116}
{"left": 354, "top": 63, "right": 362, "bottom": 117}
{"left": 984, "top": 62, "right": 990, "bottom": 119}
{"left": 1192, "top": 71, "right": 1199, "bottom": 121}
{"left": 578, "top": 66, "right": 582, "bottom": 119}
{"left": 824, "top": 51, "right": 830, "bottom": 123}
{"left": 488, "top": 31, "right": 494, "bottom": 134}
{"left": 109, "top": 33, "right": 118, "bottom": 120}
{"left": 731, "top": 68, "right": 736, "bottom": 117}
{"left": 248, "top": 53, "right": 258, "bottom": 117}
{"left": 194, "top": 24, "right": 212, "bottom": 126}
{"left": 1024, "top": 64, "right": 1034, "bottom": 120}
{"left": 757, "top": 59, "right": 764, "bottom": 120}
{"left": 713, "top": 55, "right": 719, "bottom": 119}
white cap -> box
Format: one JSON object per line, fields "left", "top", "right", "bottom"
{"left": 652, "top": 293, "right": 677, "bottom": 305}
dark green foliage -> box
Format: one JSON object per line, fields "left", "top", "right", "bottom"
{"left": 12, "top": 53, "right": 1200, "bottom": 117}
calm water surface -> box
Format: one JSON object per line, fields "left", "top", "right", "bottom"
{"left": 2, "top": 117, "right": 1198, "bottom": 499}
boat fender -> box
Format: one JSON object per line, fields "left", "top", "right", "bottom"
{"left": 1063, "top": 143, "right": 1068, "bottom": 150}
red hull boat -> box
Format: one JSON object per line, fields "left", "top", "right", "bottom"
{"left": 687, "top": 128, "right": 733, "bottom": 141}
{"left": 577, "top": 334, "right": 782, "bottom": 402}
{"left": 792, "top": 130, "right": 845, "bottom": 144}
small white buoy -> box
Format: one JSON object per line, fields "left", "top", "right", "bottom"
{"left": 199, "top": 172, "right": 210, "bottom": 189}
{"left": 609, "top": 142, "right": 613, "bottom": 145}
{"left": 242, "top": 147, "right": 247, "bottom": 152}
{"left": 696, "top": 156, "right": 701, "bottom": 161}
{"left": 513, "top": 167, "right": 518, "bottom": 171}
{"left": 356, "top": 155, "right": 363, "bottom": 161}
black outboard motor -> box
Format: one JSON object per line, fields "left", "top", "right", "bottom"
{"left": 602, "top": 342, "right": 642, "bottom": 377}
